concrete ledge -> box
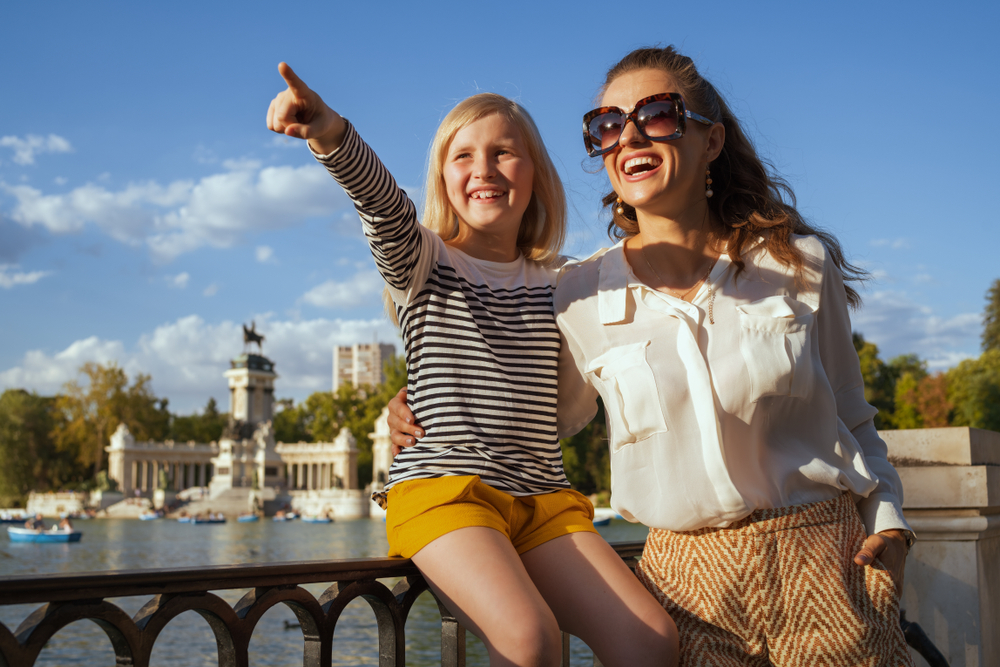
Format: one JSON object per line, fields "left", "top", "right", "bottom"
{"left": 883, "top": 427, "right": 1000, "bottom": 466}
{"left": 897, "top": 466, "right": 1000, "bottom": 508}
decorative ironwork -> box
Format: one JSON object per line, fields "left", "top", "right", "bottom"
{"left": 0, "top": 542, "right": 646, "bottom": 667}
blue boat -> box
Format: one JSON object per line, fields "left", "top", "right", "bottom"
{"left": 592, "top": 517, "right": 611, "bottom": 527}
{"left": 7, "top": 527, "right": 83, "bottom": 543}
{"left": 301, "top": 516, "right": 333, "bottom": 524}
{"left": 237, "top": 514, "right": 259, "bottom": 523}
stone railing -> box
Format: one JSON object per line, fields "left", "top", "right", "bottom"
{"left": 884, "top": 426, "right": 1000, "bottom": 667}
{"left": 0, "top": 541, "right": 645, "bottom": 667}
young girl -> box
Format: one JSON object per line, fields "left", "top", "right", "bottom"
{"left": 266, "top": 63, "right": 678, "bottom": 667}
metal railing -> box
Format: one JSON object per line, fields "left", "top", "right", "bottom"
{"left": 0, "top": 541, "right": 645, "bottom": 667}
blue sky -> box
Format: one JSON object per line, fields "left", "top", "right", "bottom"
{"left": 2, "top": 1, "right": 997, "bottom": 413}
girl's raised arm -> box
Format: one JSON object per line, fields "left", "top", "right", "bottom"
{"left": 266, "top": 62, "right": 346, "bottom": 154}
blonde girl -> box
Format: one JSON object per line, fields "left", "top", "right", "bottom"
{"left": 266, "top": 63, "right": 677, "bottom": 667}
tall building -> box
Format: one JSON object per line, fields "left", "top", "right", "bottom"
{"left": 333, "top": 343, "right": 396, "bottom": 389}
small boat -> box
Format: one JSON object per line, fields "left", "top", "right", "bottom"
{"left": 0, "top": 515, "right": 28, "bottom": 525}
{"left": 177, "top": 516, "right": 193, "bottom": 523}
{"left": 192, "top": 514, "right": 226, "bottom": 524}
{"left": 301, "top": 515, "right": 333, "bottom": 524}
{"left": 138, "top": 511, "right": 162, "bottom": 521}
{"left": 237, "top": 514, "right": 259, "bottom": 523}
{"left": 7, "top": 527, "right": 83, "bottom": 543}
{"left": 592, "top": 517, "right": 611, "bottom": 527}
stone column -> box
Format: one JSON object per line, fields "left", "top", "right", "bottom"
{"left": 883, "top": 427, "right": 1000, "bottom": 667}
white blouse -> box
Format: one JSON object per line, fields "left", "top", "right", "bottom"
{"left": 555, "top": 234, "right": 912, "bottom": 537}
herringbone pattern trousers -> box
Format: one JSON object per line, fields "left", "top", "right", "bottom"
{"left": 636, "top": 493, "right": 913, "bottom": 667}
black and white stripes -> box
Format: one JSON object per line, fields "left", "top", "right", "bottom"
{"left": 316, "top": 122, "right": 569, "bottom": 496}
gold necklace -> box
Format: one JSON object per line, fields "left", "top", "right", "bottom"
{"left": 639, "top": 239, "right": 718, "bottom": 323}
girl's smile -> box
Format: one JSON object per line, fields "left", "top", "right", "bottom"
{"left": 443, "top": 113, "right": 534, "bottom": 261}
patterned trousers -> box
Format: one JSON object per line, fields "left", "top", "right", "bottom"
{"left": 636, "top": 493, "right": 914, "bottom": 667}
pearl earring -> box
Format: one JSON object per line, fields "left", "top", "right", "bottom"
{"left": 705, "top": 168, "right": 714, "bottom": 198}
{"left": 616, "top": 196, "right": 624, "bottom": 215}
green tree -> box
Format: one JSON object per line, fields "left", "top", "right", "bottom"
{"left": 273, "top": 398, "right": 309, "bottom": 443}
{"left": 0, "top": 390, "right": 85, "bottom": 505}
{"left": 853, "top": 333, "right": 897, "bottom": 428}
{"left": 984, "top": 278, "right": 1000, "bottom": 353}
{"left": 53, "top": 362, "right": 169, "bottom": 478}
{"left": 560, "top": 399, "right": 611, "bottom": 495}
{"left": 887, "top": 355, "right": 927, "bottom": 429}
{"left": 947, "top": 348, "right": 1000, "bottom": 431}
{"left": 169, "top": 397, "right": 228, "bottom": 443}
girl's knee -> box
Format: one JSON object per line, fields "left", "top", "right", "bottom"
{"left": 491, "top": 612, "right": 562, "bottom": 666}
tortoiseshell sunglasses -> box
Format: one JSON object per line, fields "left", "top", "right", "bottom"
{"left": 583, "top": 92, "right": 716, "bottom": 158}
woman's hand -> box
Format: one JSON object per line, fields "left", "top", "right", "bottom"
{"left": 854, "top": 529, "right": 909, "bottom": 595}
{"left": 266, "top": 62, "right": 346, "bottom": 154}
{"left": 387, "top": 387, "right": 424, "bottom": 456}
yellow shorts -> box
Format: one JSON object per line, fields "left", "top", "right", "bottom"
{"left": 384, "top": 475, "right": 597, "bottom": 558}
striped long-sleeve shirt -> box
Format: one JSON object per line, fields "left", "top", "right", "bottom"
{"left": 314, "top": 121, "right": 571, "bottom": 495}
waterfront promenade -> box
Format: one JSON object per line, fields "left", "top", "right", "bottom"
{"left": 0, "top": 516, "right": 649, "bottom": 666}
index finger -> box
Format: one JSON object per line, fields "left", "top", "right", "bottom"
{"left": 278, "top": 62, "right": 311, "bottom": 96}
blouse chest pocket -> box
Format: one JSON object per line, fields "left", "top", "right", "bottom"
{"left": 586, "top": 340, "right": 668, "bottom": 451}
{"left": 737, "top": 296, "right": 816, "bottom": 402}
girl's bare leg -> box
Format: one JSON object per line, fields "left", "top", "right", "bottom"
{"left": 520, "top": 532, "right": 679, "bottom": 667}
{"left": 412, "top": 526, "right": 563, "bottom": 667}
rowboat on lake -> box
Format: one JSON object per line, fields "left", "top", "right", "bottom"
{"left": 7, "top": 527, "right": 83, "bottom": 543}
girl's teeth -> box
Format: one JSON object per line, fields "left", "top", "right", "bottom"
{"left": 471, "top": 191, "right": 502, "bottom": 199}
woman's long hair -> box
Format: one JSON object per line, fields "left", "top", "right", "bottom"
{"left": 599, "top": 46, "right": 866, "bottom": 306}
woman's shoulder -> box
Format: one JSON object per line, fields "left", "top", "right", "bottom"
{"left": 555, "top": 246, "right": 612, "bottom": 285}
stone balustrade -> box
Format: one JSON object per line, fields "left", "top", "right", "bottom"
{"left": 884, "top": 426, "right": 1000, "bottom": 667}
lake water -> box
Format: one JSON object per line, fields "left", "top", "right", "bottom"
{"left": 0, "top": 518, "right": 649, "bottom": 666}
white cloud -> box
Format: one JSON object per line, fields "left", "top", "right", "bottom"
{"left": 0, "top": 314, "right": 401, "bottom": 413}
{"left": 300, "top": 270, "right": 386, "bottom": 309}
{"left": 0, "top": 134, "right": 73, "bottom": 165}
{"left": 54, "top": 177, "right": 67, "bottom": 185}
{"left": 255, "top": 245, "right": 275, "bottom": 263}
{"left": 169, "top": 272, "right": 190, "bottom": 288}
{"left": 1, "top": 160, "right": 348, "bottom": 262}
{"left": 870, "top": 238, "right": 910, "bottom": 250}
{"left": 0, "top": 264, "right": 52, "bottom": 288}
{"left": 0, "top": 336, "right": 127, "bottom": 393}
{"left": 853, "top": 290, "right": 981, "bottom": 368}
{"left": 203, "top": 283, "right": 219, "bottom": 297}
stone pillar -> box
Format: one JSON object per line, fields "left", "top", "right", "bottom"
{"left": 186, "top": 463, "right": 194, "bottom": 489}
{"left": 370, "top": 407, "right": 392, "bottom": 490}
{"left": 883, "top": 427, "right": 1000, "bottom": 667}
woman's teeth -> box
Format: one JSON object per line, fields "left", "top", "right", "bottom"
{"left": 470, "top": 190, "right": 503, "bottom": 199}
{"left": 623, "top": 156, "right": 662, "bottom": 175}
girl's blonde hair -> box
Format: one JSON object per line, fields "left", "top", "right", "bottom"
{"left": 384, "top": 93, "right": 567, "bottom": 323}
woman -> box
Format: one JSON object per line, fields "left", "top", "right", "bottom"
{"left": 392, "top": 46, "right": 914, "bottom": 665}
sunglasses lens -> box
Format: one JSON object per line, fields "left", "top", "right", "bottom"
{"left": 637, "top": 100, "right": 679, "bottom": 138}
{"left": 587, "top": 112, "right": 625, "bottom": 153}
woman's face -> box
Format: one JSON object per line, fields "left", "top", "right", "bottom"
{"left": 600, "top": 69, "right": 717, "bottom": 221}
{"left": 443, "top": 113, "right": 535, "bottom": 247}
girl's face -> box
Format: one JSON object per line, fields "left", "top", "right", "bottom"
{"left": 600, "top": 69, "right": 717, "bottom": 221}
{"left": 443, "top": 114, "right": 535, "bottom": 250}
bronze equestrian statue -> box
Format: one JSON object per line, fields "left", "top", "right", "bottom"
{"left": 243, "top": 321, "right": 265, "bottom": 353}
